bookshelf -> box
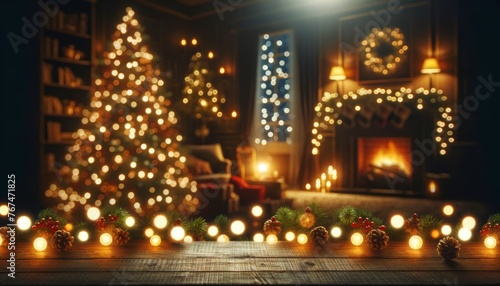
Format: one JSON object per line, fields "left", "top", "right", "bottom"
{"left": 39, "top": 0, "right": 95, "bottom": 187}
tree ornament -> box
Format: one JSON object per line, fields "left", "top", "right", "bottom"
{"left": 404, "top": 213, "right": 422, "bottom": 235}
{"left": 366, "top": 228, "right": 389, "bottom": 250}
{"left": 263, "top": 216, "right": 282, "bottom": 236}
{"left": 0, "top": 226, "right": 9, "bottom": 246}
{"left": 437, "top": 236, "right": 461, "bottom": 260}
{"left": 299, "top": 207, "right": 316, "bottom": 229}
{"left": 51, "top": 229, "right": 74, "bottom": 251}
{"left": 112, "top": 227, "right": 130, "bottom": 245}
{"left": 310, "top": 226, "right": 329, "bottom": 245}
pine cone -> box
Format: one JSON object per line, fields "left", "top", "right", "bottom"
{"left": 404, "top": 213, "right": 422, "bottom": 235}
{"left": 263, "top": 216, "right": 282, "bottom": 236}
{"left": 112, "top": 228, "right": 130, "bottom": 245}
{"left": 310, "top": 226, "right": 329, "bottom": 245}
{"left": 437, "top": 236, "right": 461, "bottom": 260}
{"left": 51, "top": 230, "right": 74, "bottom": 251}
{"left": 366, "top": 229, "right": 389, "bottom": 250}
{"left": 0, "top": 226, "right": 10, "bottom": 247}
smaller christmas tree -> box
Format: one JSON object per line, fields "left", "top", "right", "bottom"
{"left": 181, "top": 52, "right": 225, "bottom": 126}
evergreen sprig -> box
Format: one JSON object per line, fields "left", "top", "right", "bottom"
{"left": 213, "top": 214, "right": 230, "bottom": 232}
{"left": 274, "top": 207, "right": 299, "bottom": 231}
{"left": 186, "top": 217, "right": 208, "bottom": 237}
{"left": 487, "top": 213, "right": 500, "bottom": 224}
{"left": 37, "top": 208, "right": 67, "bottom": 226}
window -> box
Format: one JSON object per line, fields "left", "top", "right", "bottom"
{"left": 254, "top": 31, "right": 294, "bottom": 146}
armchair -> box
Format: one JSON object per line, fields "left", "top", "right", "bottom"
{"left": 181, "top": 143, "right": 232, "bottom": 184}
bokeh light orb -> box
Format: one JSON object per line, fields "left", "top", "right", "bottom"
{"left": 153, "top": 215, "right": 168, "bottom": 229}
{"left": 33, "top": 237, "right": 48, "bottom": 251}
{"left": 351, "top": 232, "right": 364, "bottom": 246}
{"left": 441, "top": 225, "right": 452, "bottom": 236}
{"left": 409, "top": 235, "right": 423, "bottom": 250}
{"left": 78, "top": 231, "right": 89, "bottom": 242}
{"left": 253, "top": 233, "right": 264, "bottom": 242}
{"left": 230, "top": 220, "right": 245, "bottom": 235}
{"left": 390, "top": 215, "right": 405, "bottom": 229}
{"left": 442, "top": 205, "right": 454, "bottom": 216}
{"left": 87, "top": 207, "right": 101, "bottom": 221}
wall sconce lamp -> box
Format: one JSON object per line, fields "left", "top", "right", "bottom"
{"left": 329, "top": 66, "right": 346, "bottom": 94}
{"left": 421, "top": 57, "right": 441, "bottom": 89}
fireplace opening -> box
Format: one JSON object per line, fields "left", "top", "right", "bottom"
{"left": 357, "top": 137, "right": 412, "bottom": 190}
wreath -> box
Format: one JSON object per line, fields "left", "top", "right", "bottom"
{"left": 359, "top": 27, "right": 408, "bottom": 75}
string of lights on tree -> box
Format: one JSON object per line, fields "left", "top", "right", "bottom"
{"left": 311, "top": 87, "right": 455, "bottom": 156}
{"left": 44, "top": 7, "right": 198, "bottom": 218}
{"left": 181, "top": 51, "right": 225, "bottom": 122}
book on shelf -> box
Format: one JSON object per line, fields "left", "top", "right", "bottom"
{"left": 61, "top": 132, "right": 74, "bottom": 141}
{"left": 42, "top": 63, "right": 53, "bottom": 83}
{"left": 42, "top": 95, "right": 64, "bottom": 115}
{"left": 46, "top": 153, "right": 55, "bottom": 172}
{"left": 46, "top": 121, "right": 62, "bottom": 142}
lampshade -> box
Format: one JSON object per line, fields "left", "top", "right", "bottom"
{"left": 421, "top": 57, "right": 441, "bottom": 74}
{"left": 329, "top": 66, "right": 346, "bottom": 80}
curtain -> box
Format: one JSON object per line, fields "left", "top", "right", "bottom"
{"left": 237, "top": 30, "right": 259, "bottom": 145}
{"left": 293, "top": 20, "right": 320, "bottom": 188}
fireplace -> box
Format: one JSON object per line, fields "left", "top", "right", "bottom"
{"left": 357, "top": 137, "right": 412, "bottom": 190}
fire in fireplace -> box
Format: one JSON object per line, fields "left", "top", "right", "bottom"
{"left": 357, "top": 137, "right": 412, "bottom": 190}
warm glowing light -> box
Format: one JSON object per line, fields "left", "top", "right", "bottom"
{"left": 219, "top": 67, "right": 225, "bottom": 74}
{"left": 429, "top": 181, "right": 436, "bottom": 193}
{"left": 153, "top": 215, "right": 168, "bottom": 229}
{"left": 33, "top": 237, "right": 48, "bottom": 251}
{"left": 191, "top": 38, "right": 197, "bottom": 45}
{"left": 253, "top": 233, "right": 264, "bottom": 242}
{"left": 409, "top": 235, "right": 423, "bottom": 250}
{"left": 351, "top": 232, "right": 364, "bottom": 246}
{"left": 443, "top": 205, "right": 454, "bottom": 216}
{"left": 87, "top": 207, "right": 101, "bottom": 221}
{"left": 208, "top": 51, "right": 214, "bottom": 58}
{"left": 17, "top": 216, "right": 32, "bottom": 230}
{"left": 330, "top": 227, "right": 342, "bottom": 238}
{"left": 180, "top": 38, "right": 186, "bottom": 46}
{"left": 484, "top": 236, "right": 497, "bottom": 249}
{"left": 371, "top": 141, "right": 410, "bottom": 175}
{"left": 217, "top": 234, "right": 229, "bottom": 243}
{"left": 207, "top": 225, "right": 219, "bottom": 237}
{"left": 257, "top": 163, "right": 269, "bottom": 174}
{"left": 144, "top": 228, "right": 154, "bottom": 238}
{"left": 231, "top": 110, "right": 237, "bottom": 118}
{"left": 125, "top": 216, "right": 135, "bottom": 227}
{"left": 431, "top": 229, "right": 440, "bottom": 239}
{"left": 266, "top": 234, "right": 278, "bottom": 244}
{"left": 297, "top": 234, "right": 308, "bottom": 244}
{"left": 100, "top": 233, "right": 113, "bottom": 246}
{"left": 390, "top": 215, "right": 405, "bottom": 229}
{"left": 78, "top": 231, "right": 89, "bottom": 242}
{"left": 441, "top": 225, "right": 452, "bottom": 236}
{"left": 0, "top": 205, "right": 8, "bottom": 216}
{"left": 230, "top": 220, "right": 245, "bottom": 235}
{"left": 251, "top": 206, "right": 263, "bottom": 217}
{"left": 462, "top": 216, "right": 476, "bottom": 229}
{"left": 184, "top": 236, "right": 193, "bottom": 243}
{"left": 150, "top": 234, "right": 161, "bottom": 246}
{"left": 285, "top": 231, "right": 296, "bottom": 241}
{"left": 458, "top": 228, "right": 472, "bottom": 241}
{"left": 170, "top": 226, "right": 186, "bottom": 241}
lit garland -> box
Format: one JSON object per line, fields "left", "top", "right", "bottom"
{"left": 311, "top": 87, "right": 455, "bottom": 156}
{"left": 360, "top": 27, "right": 408, "bottom": 75}
{"left": 44, "top": 7, "right": 198, "bottom": 217}
{"left": 181, "top": 52, "right": 225, "bottom": 121}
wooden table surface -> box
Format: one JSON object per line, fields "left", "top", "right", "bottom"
{"left": 1, "top": 240, "right": 499, "bottom": 285}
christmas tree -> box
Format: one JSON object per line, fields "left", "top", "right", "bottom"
{"left": 45, "top": 7, "right": 198, "bottom": 218}
{"left": 181, "top": 52, "right": 225, "bottom": 125}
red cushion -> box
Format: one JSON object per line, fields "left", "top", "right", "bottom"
{"left": 230, "top": 175, "right": 249, "bottom": 188}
